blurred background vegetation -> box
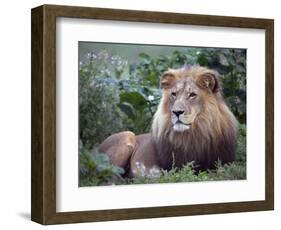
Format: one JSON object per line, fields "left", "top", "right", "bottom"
{"left": 79, "top": 42, "right": 246, "bottom": 186}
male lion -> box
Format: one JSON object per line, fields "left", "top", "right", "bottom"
{"left": 98, "top": 65, "right": 238, "bottom": 177}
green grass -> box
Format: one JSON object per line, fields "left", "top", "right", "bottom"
{"left": 130, "top": 161, "right": 246, "bottom": 185}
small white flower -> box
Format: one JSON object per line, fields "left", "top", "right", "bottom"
{"left": 149, "top": 167, "right": 161, "bottom": 177}
{"left": 148, "top": 95, "right": 154, "bottom": 101}
{"left": 196, "top": 51, "right": 201, "bottom": 55}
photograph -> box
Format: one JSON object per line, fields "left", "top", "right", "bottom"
{"left": 78, "top": 42, "right": 247, "bottom": 186}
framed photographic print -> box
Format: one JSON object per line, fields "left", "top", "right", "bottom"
{"left": 31, "top": 4, "right": 274, "bottom": 225}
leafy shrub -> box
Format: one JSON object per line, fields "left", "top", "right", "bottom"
{"left": 236, "top": 123, "right": 247, "bottom": 163}
{"left": 130, "top": 161, "right": 246, "bottom": 185}
{"left": 79, "top": 51, "right": 128, "bottom": 149}
{"left": 79, "top": 144, "right": 125, "bottom": 186}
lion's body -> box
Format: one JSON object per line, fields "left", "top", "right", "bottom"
{"left": 98, "top": 66, "right": 238, "bottom": 177}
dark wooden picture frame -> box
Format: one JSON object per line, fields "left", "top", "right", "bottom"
{"left": 31, "top": 4, "right": 274, "bottom": 225}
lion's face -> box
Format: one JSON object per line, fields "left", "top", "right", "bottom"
{"left": 159, "top": 66, "right": 220, "bottom": 133}
{"left": 169, "top": 78, "right": 203, "bottom": 132}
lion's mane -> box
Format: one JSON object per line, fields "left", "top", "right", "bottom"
{"left": 151, "top": 66, "right": 238, "bottom": 170}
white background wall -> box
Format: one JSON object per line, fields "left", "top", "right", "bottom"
{"left": 0, "top": 0, "right": 279, "bottom": 229}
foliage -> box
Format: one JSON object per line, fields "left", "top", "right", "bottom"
{"left": 236, "top": 123, "right": 247, "bottom": 163}
{"left": 79, "top": 47, "right": 247, "bottom": 186}
{"left": 79, "top": 125, "right": 246, "bottom": 186}
{"left": 79, "top": 144, "right": 125, "bottom": 186}
{"left": 79, "top": 51, "right": 128, "bottom": 149}
{"left": 132, "top": 48, "right": 246, "bottom": 123}
{"left": 130, "top": 161, "right": 246, "bottom": 185}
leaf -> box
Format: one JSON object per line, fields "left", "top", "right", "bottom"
{"left": 118, "top": 102, "right": 137, "bottom": 118}
{"left": 235, "top": 64, "right": 246, "bottom": 73}
{"left": 139, "top": 53, "right": 152, "bottom": 64}
{"left": 119, "top": 91, "right": 147, "bottom": 112}
{"left": 145, "top": 72, "right": 159, "bottom": 87}
{"left": 237, "top": 101, "right": 246, "bottom": 114}
{"left": 93, "top": 153, "right": 109, "bottom": 165}
{"left": 112, "top": 166, "right": 125, "bottom": 175}
{"left": 197, "top": 53, "right": 208, "bottom": 66}
{"left": 218, "top": 53, "right": 229, "bottom": 66}
{"left": 96, "top": 164, "right": 111, "bottom": 173}
{"left": 227, "top": 55, "right": 236, "bottom": 66}
{"left": 239, "top": 124, "right": 247, "bottom": 136}
{"left": 139, "top": 52, "right": 151, "bottom": 59}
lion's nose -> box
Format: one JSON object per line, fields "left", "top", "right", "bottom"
{"left": 172, "top": 110, "right": 184, "bottom": 117}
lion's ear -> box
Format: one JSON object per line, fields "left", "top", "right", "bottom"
{"left": 197, "top": 72, "right": 219, "bottom": 93}
{"left": 160, "top": 71, "right": 177, "bottom": 89}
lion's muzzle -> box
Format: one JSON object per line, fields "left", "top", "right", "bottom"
{"left": 171, "top": 109, "right": 199, "bottom": 132}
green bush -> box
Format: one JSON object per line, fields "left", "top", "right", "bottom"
{"left": 79, "top": 144, "right": 126, "bottom": 186}
{"left": 79, "top": 51, "right": 128, "bottom": 149}
{"left": 130, "top": 161, "right": 246, "bottom": 185}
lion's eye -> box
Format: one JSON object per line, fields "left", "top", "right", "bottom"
{"left": 171, "top": 92, "right": 177, "bottom": 97}
{"left": 189, "top": 92, "right": 197, "bottom": 98}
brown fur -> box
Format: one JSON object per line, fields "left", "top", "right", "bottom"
{"left": 98, "top": 66, "right": 238, "bottom": 177}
